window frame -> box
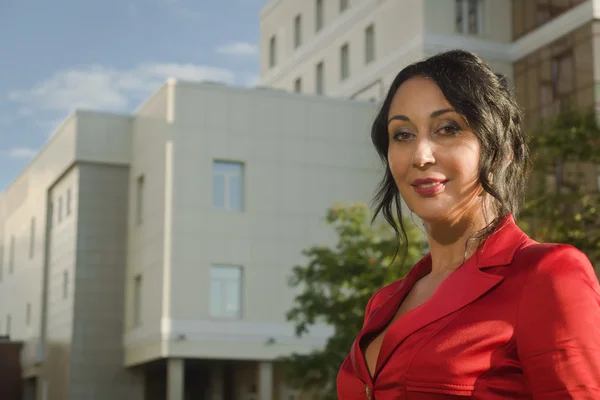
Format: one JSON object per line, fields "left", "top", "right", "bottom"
{"left": 294, "top": 77, "right": 302, "bottom": 93}
{"left": 209, "top": 264, "right": 243, "bottom": 319}
{"left": 136, "top": 174, "right": 145, "bottom": 226}
{"left": 66, "top": 188, "right": 72, "bottom": 216}
{"left": 294, "top": 14, "right": 302, "bottom": 49}
{"left": 340, "top": 0, "right": 349, "bottom": 13}
{"left": 340, "top": 43, "right": 350, "bottom": 81}
{"left": 58, "top": 195, "right": 63, "bottom": 223}
{"left": 365, "top": 24, "right": 375, "bottom": 64}
{"left": 133, "top": 274, "right": 142, "bottom": 327}
{"left": 316, "top": 61, "right": 324, "bottom": 95}
{"left": 212, "top": 161, "right": 244, "bottom": 212}
{"left": 269, "top": 35, "right": 277, "bottom": 68}
{"left": 316, "top": 0, "right": 324, "bottom": 32}
{"left": 455, "top": 0, "right": 483, "bottom": 35}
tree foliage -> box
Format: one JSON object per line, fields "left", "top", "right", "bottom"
{"left": 520, "top": 108, "right": 600, "bottom": 266}
{"left": 279, "top": 203, "right": 426, "bottom": 399}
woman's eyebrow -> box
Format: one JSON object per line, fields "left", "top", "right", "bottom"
{"left": 387, "top": 108, "right": 455, "bottom": 126}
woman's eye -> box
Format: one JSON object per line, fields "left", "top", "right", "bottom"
{"left": 392, "top": 131, "right": 412, "bottom": 141}
{"left": 438, "top": 124, "right": 460, "bottom": 136}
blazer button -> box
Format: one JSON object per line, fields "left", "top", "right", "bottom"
{"left": 365, "top": 384, "right": 371, "bottom": 400}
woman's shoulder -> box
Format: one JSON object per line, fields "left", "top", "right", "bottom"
{"left": 515, "top": 242, "right": 598, "bottom": 293}
{"left": 515, "top": 242, "right": 591, "bottom": 267}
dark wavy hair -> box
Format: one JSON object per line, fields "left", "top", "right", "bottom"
{"left": 371, "top": 50, "right": 529, "bottom": 256}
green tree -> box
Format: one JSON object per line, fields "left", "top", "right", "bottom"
{"left": 280, "top": 203, "right": 426, "bottom": 399}
{"left": 521, "top": 108, "right": 600, "bottom": 266}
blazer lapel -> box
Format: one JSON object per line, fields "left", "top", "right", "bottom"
{"left": 350, "top": 255, "right": 431, "bottom": 384}
{"left": 373, "top": 215, "right": 529, "bottom": 379}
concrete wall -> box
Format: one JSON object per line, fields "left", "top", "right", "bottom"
{"left": 167, "top": 82, "right": 379, "bottom": 359}
{"left": 44, "top": 166, "right": 79, "bottom": 400}
{"left": 69, "top": 163, "right": 143, "bottom": 400}
{"left": 123, "top": 81, "right": 381, "bottom": 365}
{"left": 124, "top": 84, "right": 171, "bottom": 365}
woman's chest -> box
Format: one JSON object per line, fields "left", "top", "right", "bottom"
{"left": 337, "top": 298, "right": 529, "bottom": 399}
{"left": 364, "top": 279, "right": 441, "bottom": 375}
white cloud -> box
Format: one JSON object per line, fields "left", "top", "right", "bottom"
{"left": 8, "top": 147, "right": 37, "bottom": 159}
{"left": 217, "top": 42, "right": 258, "bottom": 56}
{"left": 8, "top": 63, "right": 236, "bottom": 114}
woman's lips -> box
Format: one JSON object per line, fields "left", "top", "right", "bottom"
{"left": 412, "top": 180, "right": 448, "bottom": 197}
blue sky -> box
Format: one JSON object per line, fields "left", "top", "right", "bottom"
{"left": 0, "top": 0, "right": 267, "bottom": 191}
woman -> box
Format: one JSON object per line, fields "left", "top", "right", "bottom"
{"left": 336, "top": 50, "right": 600, "bottom": 399}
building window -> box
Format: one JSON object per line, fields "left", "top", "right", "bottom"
{"left": 133, "top": 275, "right": 142, "bottom": 327}
{"left": 538, "top": 50, "right": 575, "bottom": 117}
{"left": 365, "top": 24, "right": 375, "bottom": 64}
{"left": 269, "top": 36, "right": 277, "bottom": 68}
{"left": 316, "top": 61, "right": 324, "bottom": 95}
{"left": 212, "top": 161, "right": 244, "bottom": 211}
{"left": 29, "top": 217, "right": 35, "bottom": 259}
{"left": 8, "top": 235, "right": 15, "bottom": 274}
{"left": 26, "top": 303, "right": 31, "bottom": 325}
{"left": 551, "top": 51, "right": 575, "bottom": 107}
{"left": 340, "top": 0, "right": 349, "bottom": 12}
{"left": 136, "top": 175, "right": 145, "bottom": 225}
{"left": 456, "top": 0, "right": 482, "bottom": 35}
{"left": 294, "top": 14, "right": 302, "bottom": 49}
{"left": 340, "top": 43, "right": 350, "bottom": 81}
{"left": 6, "top": 315, "right": 11, "bottom": 337}
{"left": 294, "top": 77, "right": 302, "bottom": 93}
{"left": 63, "top": 270, "right": 68, "bottom": 299}
{"left": 535, "top": 0, "right": 576, "bottom": 28}
{"left": 57, "top": 196, "right": 63, "bottom": 223}
{"left": 210, "top": 265, "right": 243, "bottom": 319}
{"left": 316, "top": 0, "right": 324, "bottom": 32}
{"left": 66, "top": 188, "right": 72, "bottom": 216}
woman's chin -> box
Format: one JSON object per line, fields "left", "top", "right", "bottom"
{"left": 406, "top": 204, "right": 450, "bottom": 224}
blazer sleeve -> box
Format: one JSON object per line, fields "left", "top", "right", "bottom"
{"left": 516, "top": 244, "right": 600, "bottom": 398}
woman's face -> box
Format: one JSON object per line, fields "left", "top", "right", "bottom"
{"left": 386, "top": 77, "right": 483, "bottom": 223}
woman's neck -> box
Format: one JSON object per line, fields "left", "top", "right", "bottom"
{"left": 423, "top": 211, "right": 491, "bottom": 276}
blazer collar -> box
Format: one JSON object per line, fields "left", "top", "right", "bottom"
{"left": 351, "top": 214, "right": 529, "bottom": 384}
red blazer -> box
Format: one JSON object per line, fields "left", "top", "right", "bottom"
{"left": 337, "top": 215, "right": 600, "bottom": 399}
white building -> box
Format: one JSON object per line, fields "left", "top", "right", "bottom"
{"left": 259, "top": 0, "right": 515, "bottom": 101}
{"left": 0, "top": 81, "right": 380, "bottom": 400}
